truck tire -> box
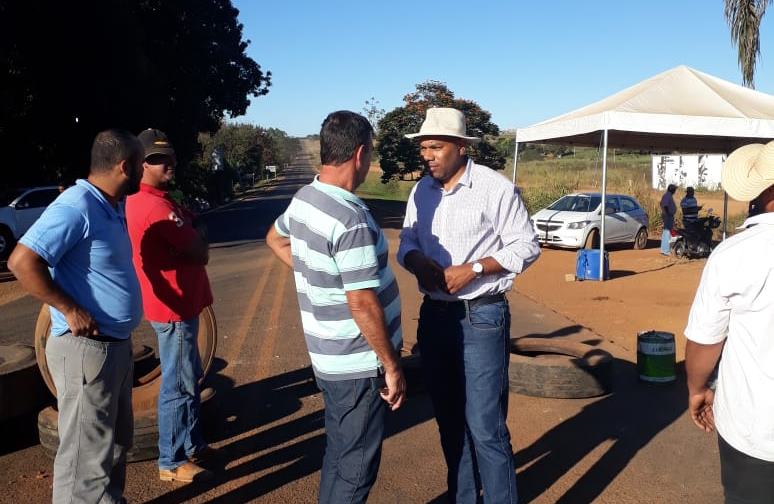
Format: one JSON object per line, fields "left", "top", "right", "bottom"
{"left": 34, "top": 305, "right": 218, "bottom": 413}
{"left": 37, "top": 387, "right": 216, "bottom": 463}
{"left": 509, "top": 338, "right": 612, "bottom": 399}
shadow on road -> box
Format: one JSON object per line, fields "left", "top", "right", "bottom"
{"left": 146, "top": 363, "right": 435, "bottom": 504}
{"left": 514, "top": 360, "right": 687, "bottom": 503}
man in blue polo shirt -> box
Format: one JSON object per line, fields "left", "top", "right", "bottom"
{"left": 9, "top": 129, "right": 144, "bottom": 504}
{"left": 266, "top": 111, "right": 405, "bottom": 504}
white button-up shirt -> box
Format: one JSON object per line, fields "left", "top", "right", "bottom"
{"left": 685, "top": 211, "right": 774, "bottom": 461}
{"left": 398, "top": 158, "right": 540, "bottom": 300}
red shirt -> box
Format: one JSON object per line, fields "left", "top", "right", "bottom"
{"left": 126, "top": 184, "right": 213, "bottom": 322}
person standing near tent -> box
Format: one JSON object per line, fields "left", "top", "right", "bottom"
{"left": 660, "top": 184, "right": 677, "bottom": 255}
{"left": 398, "top": 107, "right": 540, "bottom": 504}
{"left": 685, "top": 141, "right": 774, "bottom": 504}
{"left": 680, "top": 186, "right": 701, "bottom": 227}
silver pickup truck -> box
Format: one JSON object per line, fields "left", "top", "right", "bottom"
{"left": 0, "top": 186, "right": 61, "bottom": 258}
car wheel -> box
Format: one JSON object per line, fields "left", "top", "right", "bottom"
{"left": 633, "top": 228, "right": 648, "bottom": 250}
{"left": 583, "top": 229, "right": 600, "bottom": 249}
{"left": 0, "top": 226, "right": 15, "bottom": 259}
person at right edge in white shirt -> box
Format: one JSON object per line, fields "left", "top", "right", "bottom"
{"left": 685, "top": 140, "right": 774, "bottom": 504}
{"left": 398, "top": 107, "right": 540, "bottom": 504}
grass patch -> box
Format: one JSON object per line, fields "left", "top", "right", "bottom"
{"left": 356, "top": 170, "right": 416, "bottom": 201}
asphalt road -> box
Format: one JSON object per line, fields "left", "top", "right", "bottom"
{"left": 0, "top": 153, "right": 723, "bottom": 503}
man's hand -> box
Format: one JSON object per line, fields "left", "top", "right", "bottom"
{"left": 380, "top": 367, "right": 406, "bottom": 411}
{"left": 444, "top": 264, "right": 476, "bottom": 295}
{"left": 408, "top": 255, "right": 447, "bottom": 293}
{"left": 64, "top": 305, "right": 99, "bottom": 336}
{"left": 689, "top": 388, "right": 715, "bottom": 432}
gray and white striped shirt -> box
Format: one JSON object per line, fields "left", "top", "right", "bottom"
{"left": 398, "top": 159, "right": 540, "bottom": 300}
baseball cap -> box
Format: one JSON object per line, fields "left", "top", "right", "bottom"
{"left": 138, "top": 128, "right": 175, "bottom": 158}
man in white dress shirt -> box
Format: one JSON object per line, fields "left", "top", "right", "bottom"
{"left": 685, "top": 141, "right": 774, "bottom": 504}
{"left": 398, "top": 107, "right": 540, "bottom": 504}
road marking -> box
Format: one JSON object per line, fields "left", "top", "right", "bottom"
{"left": 224, "top": 254, "right": 275, "bottom": 372}
{"left": 254, "top": 264, "right": 290, "bottom": 381}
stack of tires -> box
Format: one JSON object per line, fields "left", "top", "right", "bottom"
{"left": 34, "top": 305, "right": 218, "bottom": 462}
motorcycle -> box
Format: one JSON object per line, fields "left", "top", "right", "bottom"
{"left": 669, "top": 209, "right": 721, "bottom": 259}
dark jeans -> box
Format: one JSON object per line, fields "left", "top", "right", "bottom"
{"left": 315, "top": 375, "right": 388, "bottom": 504}
{"left": 418, "top": 297, "right": 518, "bottom": 504}
{"left": 719, "top": 435, "right": 774, "bottom": 504}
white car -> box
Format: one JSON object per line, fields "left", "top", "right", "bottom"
{"left": 531, "top": 192, "right": 649, "bottom": 250}
{"left": 0, "top": 186, "right": 61, "bottom": 258}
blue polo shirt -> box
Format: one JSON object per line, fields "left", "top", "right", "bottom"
{"left": 20, "top": 179, "right": 142, "bottom": 339}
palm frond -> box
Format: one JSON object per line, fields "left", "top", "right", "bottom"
{"left": 724, "top": 0, "right": 771, "bottom": 87}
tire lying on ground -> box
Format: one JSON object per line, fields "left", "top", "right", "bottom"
{"left": 508, "top": 338, "right": 612, "bottom": 399}
{"left": 38, "top": 388, "right": 216, "bottom": 463}
{"left": 0, "top": 343, "right": 49, "bottom": 421}
{"left": 33, "top": 304, "right": 218, "bottom": 412}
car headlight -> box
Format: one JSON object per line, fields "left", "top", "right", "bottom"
{"left": 567, "top": 220, "right": 591, "bottom": 230}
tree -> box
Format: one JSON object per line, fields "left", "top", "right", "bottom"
{"left": 725, "top": 0, "right": 771, "bottom": 87}
{"left": 0, "top": 0, "right": 271, "bottom": 188}
{"left": 363, "top": 97, "right": 386, "bottom": 133}
{"left": 376, "top": 81, "right": 503, "bottom": 182}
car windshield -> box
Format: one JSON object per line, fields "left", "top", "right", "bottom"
{"left": 547, "top": 195, "right": 601, "bottom": 213}
{"left": 0, "top": 188, "right": 26, "bottom": 207}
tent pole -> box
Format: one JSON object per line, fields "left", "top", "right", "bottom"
{"left": 600, "top": 129, "right": 609, "bottom": 281}
{"left": 722, "top": 191, "right": 728, "bottom": 240}
{"left": 512, "top": 131, "right": 519, "bottom": 184}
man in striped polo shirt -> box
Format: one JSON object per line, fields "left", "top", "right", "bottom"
{"left": 266, "top": 110, "right": 405, "bottom": 504}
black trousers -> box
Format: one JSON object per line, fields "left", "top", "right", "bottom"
{"left": 719, "top": 435, "right": 774, "bottom": 504}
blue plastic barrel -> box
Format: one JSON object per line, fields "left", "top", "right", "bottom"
{"left": 576, "top": 249, "right": 610, "bottom": 281}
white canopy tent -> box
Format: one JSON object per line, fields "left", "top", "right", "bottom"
{"left": 513, "top": 65, "right": 774, "bottom": 280}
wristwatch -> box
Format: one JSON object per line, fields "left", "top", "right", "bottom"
{"left": 472, "top": 261, "right": 484, "bottom": 278}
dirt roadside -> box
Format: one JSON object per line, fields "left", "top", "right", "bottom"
{"left": 515, "top": 242, "right": 705, "bottom": 362}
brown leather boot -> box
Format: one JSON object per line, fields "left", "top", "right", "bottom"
{"left": 159, "top": 461, "right": 214, "bottom": 483}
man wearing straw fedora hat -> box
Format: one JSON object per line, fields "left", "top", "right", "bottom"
{"left": 685, "top": 141, "right": 774, "bottom": 504}
{"left": 398, "top": 107, "right": 540, "bottom": 503}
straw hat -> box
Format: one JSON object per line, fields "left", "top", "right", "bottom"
{"left": 722, "top": 141, "right": 774, "bottom": 201}
{"left": 405, "top": 108, "right": 481, "bottom": 144}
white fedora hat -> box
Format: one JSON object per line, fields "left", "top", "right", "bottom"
{"left": 405, "top": 107, "right": 481, "bottom": 144}
{"left": 722, "top": 141, "right": 774, "bottom": 201}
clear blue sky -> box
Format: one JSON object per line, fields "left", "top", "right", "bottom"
{"left": 231, "top": 0, "right": 774, "bottom": 137}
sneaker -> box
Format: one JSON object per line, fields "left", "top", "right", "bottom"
{"left": 159, "top": 461, "right": 213, "bottom": 483}
{"left": 189, "top": 446, "right": 223, "bottom": 465}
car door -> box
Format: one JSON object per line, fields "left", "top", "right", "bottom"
{"left": 619, "top": 197, "right": 645, "bottom": 240}
{"left": 603, "top": 197, "right": 627, "bottom": 242}
{"left": 14, "top": 189, "right": 60, "bottom": 236}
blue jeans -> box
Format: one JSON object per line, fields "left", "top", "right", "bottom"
{"left": 151, "top": 318, "right": 206, "bottom": 470}
{"left": 661, "top": 229, "right": 672, "bottom": 255}
{"left": 418, "top": 297, "right": 518, "bottom": 504}
{"left": 315, "top": 375, "right": 387, "bottom": 504}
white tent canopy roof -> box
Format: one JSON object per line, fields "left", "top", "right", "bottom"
{"left": 515, "top": 65, "right": 774, "bottom": 152}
